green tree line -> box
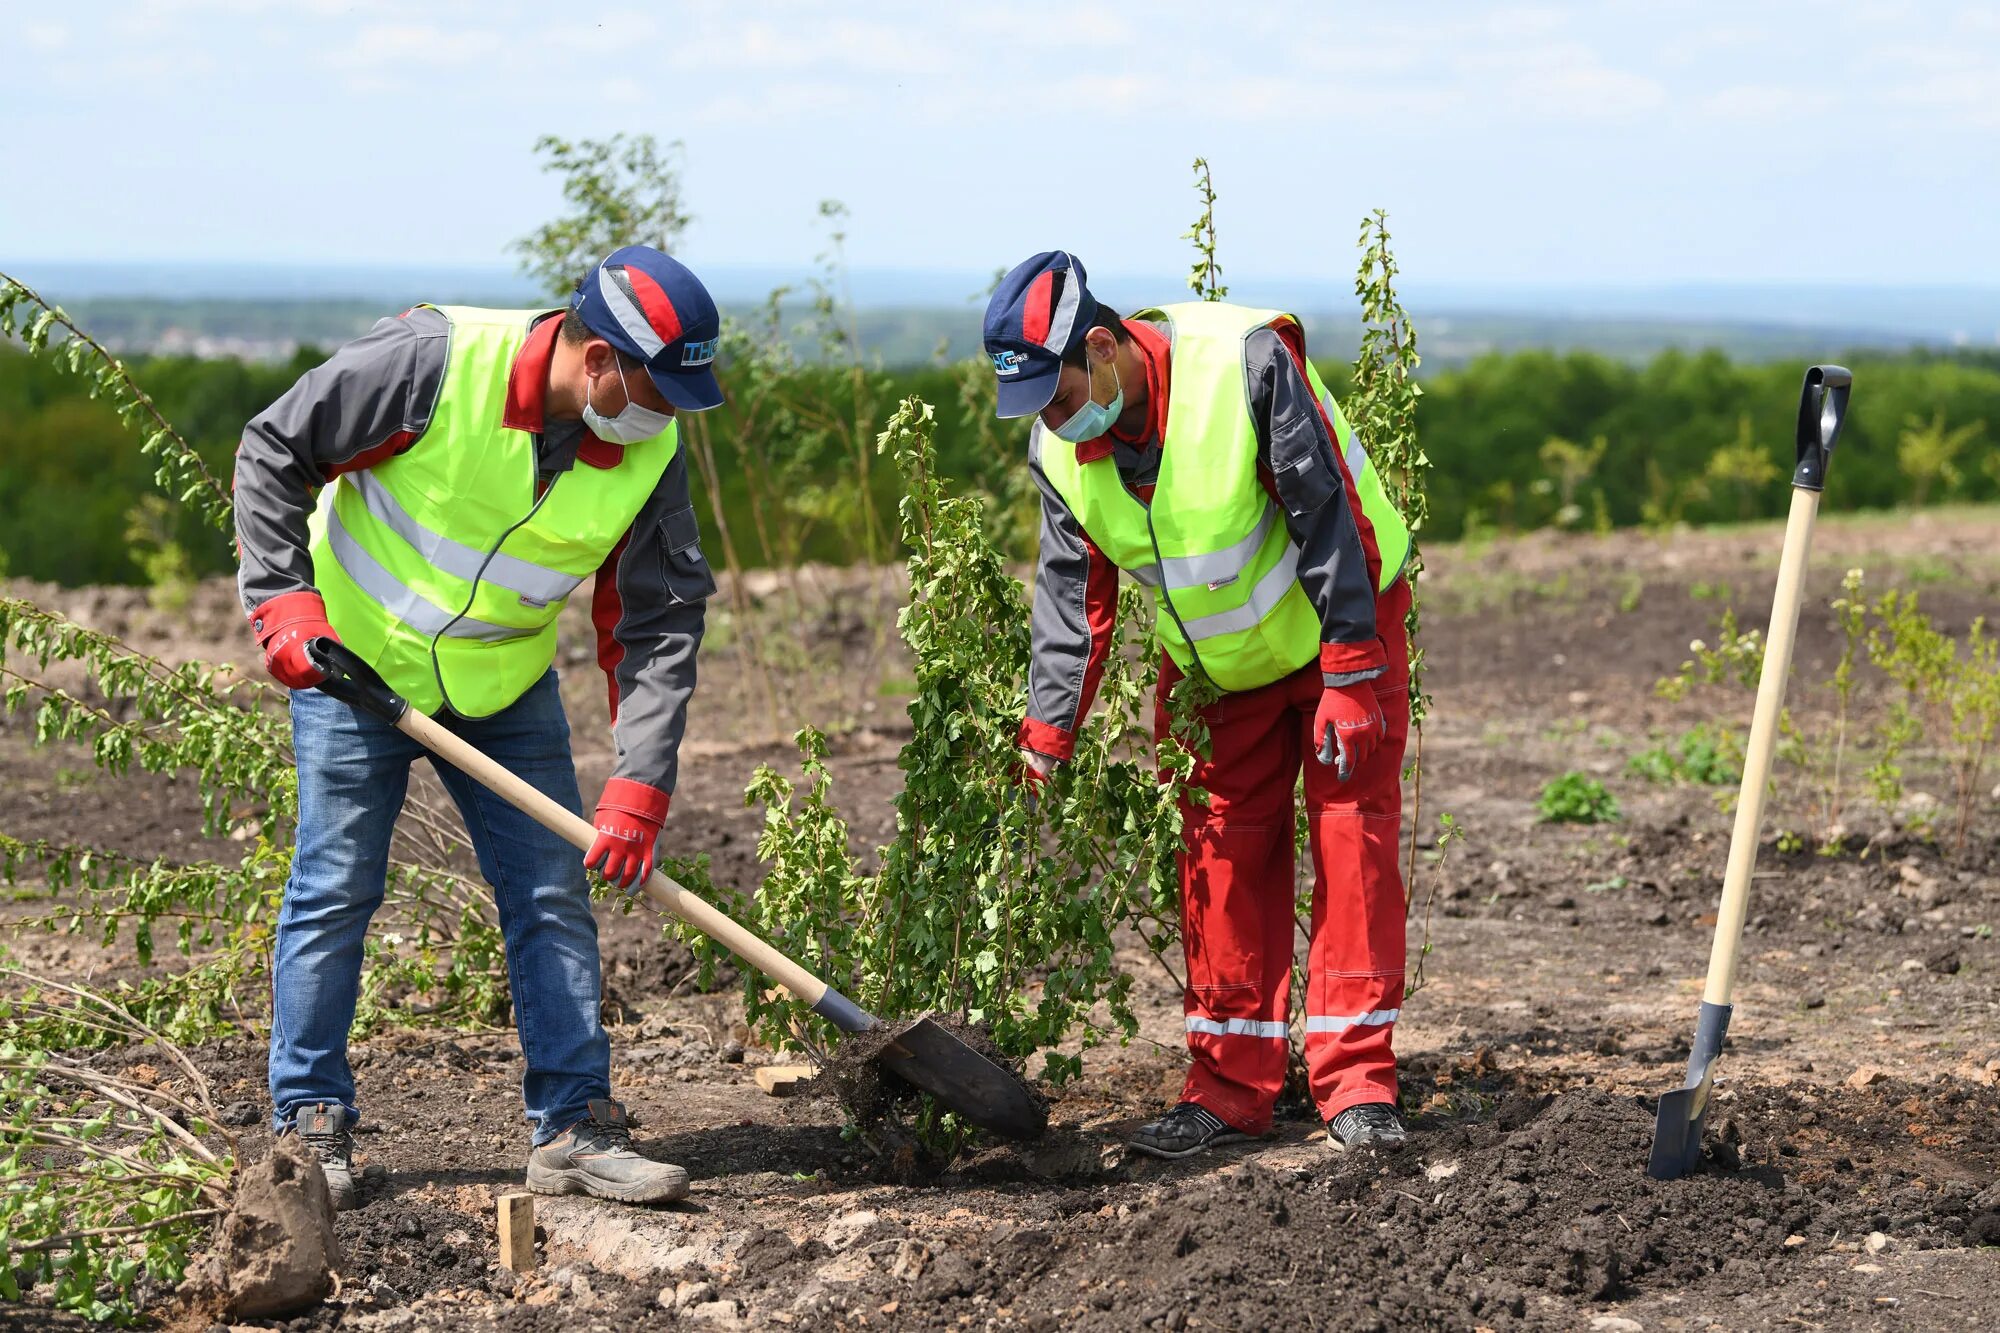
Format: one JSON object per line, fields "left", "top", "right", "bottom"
{"left": 2, "top": 340, "right": 1995, "bottom": 586}
{"left": 1373, "top": 346, "right": 2000, "bottom": 537}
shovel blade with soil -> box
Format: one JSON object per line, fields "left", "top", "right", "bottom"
{"left": 305, "top": 638, "right": 1047, "bottom": 1143}
{"left": 877, "top": 1017, "right": 1047, "bottom": 1140}
{"left": 1648, "top": 364, "right": 1850, "bottom": 1180}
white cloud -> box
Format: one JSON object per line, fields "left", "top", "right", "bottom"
{"left": 1697, "top": 84, "right": 1837, "bottom": 119}
{"left": 1866, "top": 37, "right": 2000, "bottom": 128}
{"left": 690, "top": 80, "right": 854, "bottom": 128}
{"left": 1519, "top": 62, "right": 1664, "bottom": 116}
{"left": 1883, "top": 66, "right": 2000, "bottom": 127}
{"left": 13, "top": 0, "right": 1999, "bottom": 281}
{"left": 538, "top": 9, "right": 665, "bottom": 57}
{"left": 597, "top": 75, "right": 649, "bottom": 108}
{"left": 664, "top": 16, "right": 958, "bottom": 74}
{"left": 328, "top": 22, "right": 505, "bottom": 67}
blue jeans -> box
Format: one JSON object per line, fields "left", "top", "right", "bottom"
{"left": 270, "top": 670, "right": 609, "bottom": 1144}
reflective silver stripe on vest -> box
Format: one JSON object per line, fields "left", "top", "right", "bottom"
{"left": 1157, "top": 503, "right": 1278, "bottom": 592}
{"left": 347, "top": 473, "right": 585, "bottom": 607}
{"left": 1321, "top": 392, "right": 1370, "bottom": 480}
{"left": 324, "top": 509, "right": 540, "bottom": 644}
{"left": 1175, "top": 540, "right": 1301, "bottom": 642}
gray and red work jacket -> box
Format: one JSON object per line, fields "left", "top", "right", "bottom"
{"left": 1019, "top": 316, "right": 1389, "bottom": 761}
{"left": 233, "top": 307, "right": 712, "bottom": 794}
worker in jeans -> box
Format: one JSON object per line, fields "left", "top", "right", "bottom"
{"left": 986, "top": 251, "right": 1414, "bottom": 1158}
{"left": 234, "top": 246, "right": 720, "bottom": 1207}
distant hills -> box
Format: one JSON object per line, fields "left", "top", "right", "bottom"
{"left": 8, "top": 260, "right": 1996, "bottom": 368}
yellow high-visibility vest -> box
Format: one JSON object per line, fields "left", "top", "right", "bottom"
{"left": 309, "top": 306, "right": 677, "bottom": 716}
{"left": 1037, "top": 301, "right": 1409, "bottom": 692}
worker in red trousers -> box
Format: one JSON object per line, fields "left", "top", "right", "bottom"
{"left": 984, "top": 252, "right": 1415, "bottom": 1157}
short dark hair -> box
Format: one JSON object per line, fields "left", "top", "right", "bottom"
{"left": 1061, "top": 304, "right": 1127, "bottom": 368}
{"left": 559, "top": 308, "right": 641, "bottom": 368}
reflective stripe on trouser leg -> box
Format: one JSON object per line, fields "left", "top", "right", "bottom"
{"left": 1303, "top": 578, "right": 1412, "bottom": 1122}
{"left": 1304, "top": 1009, "right": 1401, "bottom": 1034}
{"left": 1154, "top": 660, "right": 1309, "bottom": 1139}
{"left": 1185, "top": 1015, "right": 1290, "bottom": 1039}
{"left": 1176, "top": 819, "right": 1295, "bottom": 1136}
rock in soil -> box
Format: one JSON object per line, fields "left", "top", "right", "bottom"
{"left": 178, "top": 1135, "right": 342, "bottom": 1319}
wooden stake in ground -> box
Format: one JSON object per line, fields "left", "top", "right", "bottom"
{"left": 754, "top": 1064, "right": 816, "bottom": 1097}
{"left": 497, "top": 1192, "right": 536, "bottom": 1273}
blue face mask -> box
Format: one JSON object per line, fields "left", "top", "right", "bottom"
{"left": 1047, "top": 356, "right": 1123, "bottom": 444}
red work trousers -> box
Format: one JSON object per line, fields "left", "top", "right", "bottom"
{"left": 1152, "top": 579, "right": 1411, "bottom": 1135}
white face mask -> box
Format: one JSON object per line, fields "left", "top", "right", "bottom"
{"left": 1047, "top": 352, "right": 1123, "bottom": 444}
{"left": 582, "top": 360, "right": 675, "bottom": 443}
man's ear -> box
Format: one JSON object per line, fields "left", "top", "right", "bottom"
{"left": 1084, "top": 326, "right": 1118, "bottom": 364}
{"left": 582, "top": 339, "right": 619, "bottom": 375}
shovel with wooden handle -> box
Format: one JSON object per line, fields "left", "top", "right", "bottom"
{"left": 1647, "top": 364, "right": 1852, "bottom": 1180}
{"left": 301, "top": 638, "right": 1048, "bottom": 1142}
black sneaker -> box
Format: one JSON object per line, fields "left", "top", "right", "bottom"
{"left": 526, "top": 1099, "right": 689, "bottom": 1205}
{"left": 1129, "top": 1102, "right": 1253, "bottom": 1161}
{"left": 1327, "top": 1101, "right": 1409, "bottom": 1153}
{"left": 287, "top": 1102, "right": 359, "bottom": 1210}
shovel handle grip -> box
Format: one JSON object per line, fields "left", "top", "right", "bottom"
{"left": 306, "top": 638, "right": 409, "bottom": 724}
{"left": 1793, "top": 364, "right": 1851, "bottom": 492}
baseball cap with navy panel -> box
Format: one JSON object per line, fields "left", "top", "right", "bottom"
{"left": 572, "top": 245, "right": 725, "bottom": 412}
{"left": 983, "top": 250, "right": 1098, "bottom": 419}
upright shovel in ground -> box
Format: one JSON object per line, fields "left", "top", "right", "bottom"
{"left": 1647, "top": 364, "right": 1852, "bottom": 1180}
{"left": 302, "top": 638, "right": 1048, "bottom": 1142}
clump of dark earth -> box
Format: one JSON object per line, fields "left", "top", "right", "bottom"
{"left": 812, "top": 1014, "right": 1047, "bottom": 1181}
{"left": 178, "top": 1135, "right": 341, "bottom": 1320}
{"left": 713, "top": 1079, "right": 2000, "bottom": 1330}
{"left": 813, "top": 1023, "right": 899, "bottom": 1123}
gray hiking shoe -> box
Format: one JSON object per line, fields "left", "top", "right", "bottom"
{"left": 527, "top": 1099, "right": 689, "bottom": 1205}
{"left": 1328, "top": 1101, "right": 1409, "bottom": 1153}
{"left": 1129, "top": 1101, "right": 1252, "bottom": 1161}
{"left": 288, "top": 1102, "right": 359, "bottom": 1210}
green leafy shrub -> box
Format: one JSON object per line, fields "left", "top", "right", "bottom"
{"left": 0, "top": 973, "right": 234, "bottom": 1324}
{"left": 1656, "top": 569, "right": 1998, "bottom": 858}
{"left": 1866, "top": 590, "right": 2000, "bottom": 855}
{"left": 122, "top": 497, "right": 195, "bottom": 613}
{"left": 1627, "top": 724, "right": 1742, "bottom": 786}
{"left": 0, "top": 597, "right": 517, "bottom": 1039}
{"left": 698, "top": 399, "right": 1189, "bottom": 1132}
{"left": 1658, "top": 572, "right": 1869, "bottom": 852}
{"left": 1346, "top": 208, "right": 1439, "bottom": 985}
{"left": 1537, "top": 772, "right": 1621, "bottom": 824}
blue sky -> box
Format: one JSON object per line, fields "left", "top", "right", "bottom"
{"left": 5, "top": 1, "right": 1998, "bottom": 288}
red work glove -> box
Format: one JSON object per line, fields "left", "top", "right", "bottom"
{"left": 1313, "top": 679, "right": 1385, "bottom": 783}
{"left": 586, "top": 778, "right": 669, "bottom": 890}
{"left": 251, "top": 590, "right": 338, "bottom": 690}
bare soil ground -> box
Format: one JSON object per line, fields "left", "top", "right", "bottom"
{"left": 3, "top": 510, "right": 1997, "bottom": 1331}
